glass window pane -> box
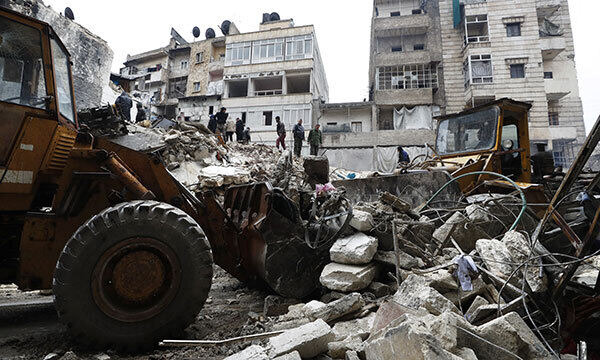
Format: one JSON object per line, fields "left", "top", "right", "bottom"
{"left": 0, "top": 16, "right": 47, "bottom": 109}
{"left": 51, "top": 39, "right": 75, "bottom": 123}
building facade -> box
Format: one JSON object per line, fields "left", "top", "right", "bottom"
{"left": 221, "top": 18, "right": 329, "bottom": 143}
{"left": 438, "top": 0, "right": 585, "bottom": 167}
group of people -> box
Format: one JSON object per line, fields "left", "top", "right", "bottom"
{"left": 207, "top": 107, "right": 251, "bottom": 143}
{"left": 275, "top": 117, "right": 323, "bottom": 157}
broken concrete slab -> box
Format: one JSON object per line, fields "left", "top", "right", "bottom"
{"left": 373, "top": 250, "right": 424, "bottom": 269}
{"left": 345, "top": 351, "right": 360, "bottom": 360}
{"left": 452, "top": 347, "right": 478, "bottom": 360}
{"left": 223, "top": 345, "right": 268, "bottom": 360}
{"left": 366, "top": 281, "right": 392, "bottom": 297}
{"left": 268, "top": 319, "right": 334, "bottom": 359}
{"left": 330, "top": 233, "right": 378, "bottom": 265}
{"left": 475, "top": 239, "right": 515, "bottom": 279}
{"left": 467, "top": 312, "right": 551, "bottom": 360}
{"left": 349, "top": 210, "right": 374, "bottom": 232}
{"left": 320, "top": 263, "right": 378, "bottom": 292}
{"left": 332, "top": 312, "right": 376, "bottom": 341}
{"left": 464, "top": 295, "right": 490, "bottom": 323}
{"left": 393, "top": 274, "right": 460, "bottom": 315}
{"left": 421, "top": 269, "right": 459, "bottom": 293}
{"left": 370, "top": 300, "right": 412, "bottom": 334}
{"left": 433, "top": 212, "right": 489, "bottom": 252}
{"left": 502, "top": 231, "right": 548, "bottom": 293}
{"left": 327, "top": 336, "right": 364, "bottom": 359}
{"left": 306, "top": 293, "right": 365, "bottom": 323}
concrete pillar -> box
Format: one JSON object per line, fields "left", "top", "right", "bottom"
{"left": 371, "top": 104, "right": 378, "bottom": 132}
{"left": 247, "top": 77, "right": 253, "bottom": 97}
{"left": 282, "top": 74, "right": 288, "bottom": 95}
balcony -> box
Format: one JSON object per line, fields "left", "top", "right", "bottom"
{"left": 536, "top": 0, "right": 561, "bottom": 18}
{"left": 545, "top": 78, "right": 570, "bottom": 101}
{"left": 374, "top": 51, "right": 432, "bottom": 67}
{"left": 540, "top": 36, "right": 566, "bottom": 60}
{"left": 373, "top": 14, "right": 430, "bottom": 36}
{"left": 375, "top": 88, "right": 433, "bottom": 106}
{"left": 207, "top": 59, "right": 225, "bottom": 73}
{"left": 149, "top": 69, "right": 165, "bottom": 83}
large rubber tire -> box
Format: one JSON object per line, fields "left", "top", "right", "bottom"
{"left": 53, "top": 201, "right": 213, "bottom": 351}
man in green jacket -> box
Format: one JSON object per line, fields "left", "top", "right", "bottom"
{"left": 307, "top": 124, "right": 322, "bottom": 156}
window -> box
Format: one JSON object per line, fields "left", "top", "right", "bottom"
{"left": 392, "top": 46, "right": 403, "bottom": 52}
{"left": 376, "top": 64, "right": 438, "bottom": 90}
{"left": 225, "top": 42, "right": 252, "bottom": 66}
{"left": 0, "top": 16, "right": 47, "bottom": 110}
{"left": 414, "top": 44, "right": 425, "bottom": 51}
{"left": 510, "top": 64, "right": 525, "bottom": 78}
{"left": 548, "top": 112, "right": 559, "bottom": 126}
{"left": 196, "top": 52, "right": 204, "bottom": 63}
{"left": 351, "top": 122, "right": 363, "bottom": 133}
{"left": 252, "top": 38, "right": 284, "bottom": 63}
{"left": 253, "top": 76, "right": 283, "bottom": 96}
{"left": 464, "top": 55, "right": 493, "bottom": 88}
{"left": 544, "top": 72, "right": 553, "bottom": 79}
{"left": 436, "top": 106, "right": 500, "bottom": 155}
{"left": 390, "top": 11, "right": 401, "bottom": 17}
{"left": 180, "top": 60, "right": 188, "bottom": 70}
{"left": 209, "top": 106, "right": 214, "bottom": 115}
{"left": 51, "top": 39, "right": 75, "bottom": 122}
{"left": 285, "top": 35, "right": 313, "bottom": 60}
{"left": 506, "top": 23, "right": 522, "bottom": 37}
{"left": 145, "top": 74, "right": 151, "bottom": 81}
{"left": 464, "top": 15, "right": 489, "bottom": 45}
{"left": 327, "top": 122, "right": 338, "bottom": 126}
{"left": 194, "top": 82, "right": 201, "bottom": 92}
{"left": 263, "top": 111, "right": 273, "bottom": 126}
{"left": 553, "top": 139, "right": 576, "bottom": 168}
{"left": 242, "top": 112, "right": 246, "bottom": 122}
{"left": 168, "top": 77, "right": 187, "bottom": 98}
{"left": 412, "top": 9, "right": 423, "bottom": 15}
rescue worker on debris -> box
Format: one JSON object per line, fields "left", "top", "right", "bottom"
{"left": 235, "top": 117, "right": 244, "bottom": 142}
{"left": 215, "top": 107, "right": 228, "bottom": 135}
{"left": 225, "top": 117, "right": 235, "bottom": 143}
{"left": 275, "top": 116, "right": 286, "bottom": 150}
{"left": 243, "top": 127, "right": 251, "bottom": 144}
{"left": 292, "top": 119, "right": 305, "bottom": 157}
{"left": 208, "top": 114, "right": 217, "bottom": 133}
{"left": 398, "top": 146, "right": 410, "bottom": 165}
{"left": 307, "top": 123, "right": 322, "bottom": 156}
{"left": 115, "top": 91, "right": 132, "bottom": 122}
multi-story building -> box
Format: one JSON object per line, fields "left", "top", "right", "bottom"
{"left": 221, "top": 18, "right": 329, "bottom": 143}
{"left": 439, "top": 0, "right": 586, "bottom": 167}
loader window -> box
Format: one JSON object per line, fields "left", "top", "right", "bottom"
{"left": 436, "top": 106, "right": 499, "bottom": 155}
{"left": 51, "top": 39, "right": 75, "bottom": 123}
{"left": 0, "top": 16, "right": 47, "bottom": 109}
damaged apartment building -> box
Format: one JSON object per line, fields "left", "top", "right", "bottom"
{"left": 322, "top": 0, "right": 585, "bottom": 171}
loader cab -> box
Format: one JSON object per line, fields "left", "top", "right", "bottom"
{"left": 0, "top": 8, "right": 77, "bottom": 165}
{"left": 434, "top": 98, "right": 533, "bottom": 187}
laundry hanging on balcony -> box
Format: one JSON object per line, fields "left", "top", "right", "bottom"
{"left": 393, "top": 105, "right": 436, "bottom": 130}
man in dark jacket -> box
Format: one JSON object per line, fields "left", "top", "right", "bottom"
{"left": 275, "top": 116, "right": 286, "bottom": 150}
{"left": 208, "top": 114, "right": 217, "bottom": 133}
{"left": 292, "top": 119, "right": 305, "bottom": 157}
{"left": 215, "top": 107, "right": 228, "bottom": 134}
{"left": 235, "top": 118, "right": 244, "bottom": 142}
{"left": 115, "top": 92, "right": 132, "bottom": 122}
{"left": 307, "top": 124, "right": 322, "bottom": 156}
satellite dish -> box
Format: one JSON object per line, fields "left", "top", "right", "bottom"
{"left": 205, "top": 28, "right": 216, "bottom": 39}
{"left": 220, "top": 20, "right": 231, "bottom": 35}
{"left": 64, "top": 7, "right": 74, "bottom": 20}
{"left": 270, "top": 12, "right": 280, "bottom": 21}
{"left": 192, "top": 26, "right": 201, "bottom": 38}
{"left": 262, "top": 13, "right": 270, "bottom": 23}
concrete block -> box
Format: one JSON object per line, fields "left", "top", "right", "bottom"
{"left": 502, "top": 231, "right": 548, "bottom": 293}
{"left": 393, "top": 274, "right": 461, "bottom": 315}
{"left": 327, "top": 336, "right": 364, "bottom": 359}
{"left": 330, "top": 233, "right": 378, "bottom": 265}
{"left": 268, "top": 319, "right": 334, "bottom": 359}
{"left": 332, "top": 312, "right": 376, "bottom": 341}
{"left": 307, "top": 293, "right": 365, "bottom": 322}
{"left": 373, "top": 250, "right": 424, "bottom": 269}
{"left": 349, "top": 210, "right": 374, "bottom": 232}
{"left": 320, "top": 263, "right": 378, "bottom": 292}
{"left": 433, "top": 212, "right": 488, "bottom": 252}
{"left": 475, "top": 239, "right": 514, "bottom": 279}
{"left": 345, "top": 351, "right": 361, "bottom": 360}
{"left": 223, "top": 345, "right": 268, "bottom": 360}
{"left": 464, "top": 295, "right": 490, "bottom": 323}
{"left": 366, "top": 281, "right": 392, "bottom": 297}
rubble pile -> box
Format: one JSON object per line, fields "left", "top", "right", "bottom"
{"left": 221, "top": 191, "right": 589, "bottom": 359}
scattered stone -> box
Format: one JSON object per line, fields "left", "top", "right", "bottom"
{"left": 223, "top": 345, "right": 268, "bottom": 360}
{"left": 502, "top": 231, "right": 548, "bottom": 293}
{"left": 373, "top": 250, "right": 424, "bottom": 269}
{"left": 464, "top": 295, "right": 490, "bottom": 323}
{"left": 330, "top": 233, "right": 378, "bottom": 265}
{"left": 371, "top": 300, "right": 412, "bottom": 334}
{"left": 453, "top": 347, "right": 478, "bottom": 360}
{"left": 366, "top": 281, "right": 392, "bottom": 297}
{"left": 393, "top": 274, "right": 460, "bottom": 315}
{"left": 268, "top": 319, "right": 334, "bottom": 359}
{"left": 320, "top": 263, "right": 378, "bottom": 292}
{"left": 321, "top": 291, "right": 347, "bottom": 303}
{"left": 421, "top": 269, "right": 459, "bottom": 293}
{"left": 327, "top": 336, "right": 363, "bottom": 359}
{"left": 434, "top": 212, "right": 489, "bottom": 252}
{"left": 307, "top": 293, "right": 365, "bottom": 322}
{"left": 349, "top": 210, "right": 374, "bottom": 232}
{"left": 332, "top": 312, "right": 376, "bottom": 341}
{"left": 264, "top": 295, "right": 301, "bottom": 317}
{"left": 475, "top": 239, "right": 515, "bottom": 279}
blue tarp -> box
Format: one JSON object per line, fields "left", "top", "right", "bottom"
{"left": 453, "top": 0, "right": 461, "bottom": 28}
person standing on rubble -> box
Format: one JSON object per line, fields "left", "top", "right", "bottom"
{"left": 208, "top": 114, "right": 217, "bottom": 133}
{"left": 307, "top": 123, "right": 322, "bottom": 156}
{"left": 235, "top": 117, "right": 244, "bottom": 142}
{"left": 215, "top": 107, "right": 228, "bottom": 135}
{"left": 243, "top": 127, "right": 251, "bottom": 144}
{"left": 275, "top": 116, "right": 286, "bottom": 150}
{"left": 225, "top": 117, "right": 235, "bottom": 143}
{"left": 115, "top": 91, "right": 132, "bottom": 122}
{"left": 292, "top": 119, "right": 305, "bottom": 157}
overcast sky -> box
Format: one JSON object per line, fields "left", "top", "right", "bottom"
{"left": 43, "top": 0, "right": 599, "bottom": 132}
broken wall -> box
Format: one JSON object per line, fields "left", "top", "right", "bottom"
{"left": 1, "top": 0, "right": 114, "bottom": 110}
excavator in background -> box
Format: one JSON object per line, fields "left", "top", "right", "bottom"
{"left": 0, "top": 8, "right": 354, "bottom": 350}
